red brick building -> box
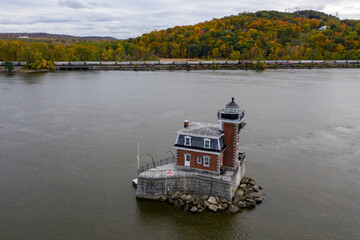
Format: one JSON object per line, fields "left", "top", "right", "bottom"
{"left": 174, "top": 98, "right": 245, "bottom": 175}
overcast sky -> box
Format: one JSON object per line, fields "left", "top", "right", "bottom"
{"left": 0, "top": 0, "right": 359, "bottom": 39}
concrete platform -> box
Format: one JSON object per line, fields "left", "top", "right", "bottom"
{"left": 136, "top": 162, "right": 245, "bottom": 201}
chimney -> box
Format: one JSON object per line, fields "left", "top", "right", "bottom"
{"left": 184, "top": 120, "right": 189, "bottom": 128}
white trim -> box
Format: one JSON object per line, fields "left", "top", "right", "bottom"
{"left": 175, "top": 134, "right": 180, "bottom": 145}
{"left": 218, "top": 118, "right": 243, "bottom": 124}
{"left": 184, "top": 153, "right": 191, "bottom": 167}
{"left": 176, "top": 132, "right": 224, "bottom": 139}
{"left": 184, "top": 136, "right": 191, "bottom": 146}
{"left": 203, "top": 156, "right": 210, "bottom": 167}
{"left": 174, "top": 146, "right": 225, "bottom": 155}
{"left": 197, "top": 157, "right": 202, "bottom": 164}
{"left": 203, "top": 138, "right": 211, "bottom": 149}
{"left": 217, "top": 138, "right": 221, "bottom": 150}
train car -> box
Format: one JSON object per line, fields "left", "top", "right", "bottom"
{"left": 116, "top": 61, "right": 131, "bottom": 65}
{"left": 335, "top": 60, "right": 347, "bottom": 63}
{"left": 239, "top": 60, "right": 251, "bottom": 64}
{"left": 173, "top": 61, "right": 187, "bottom": 65}
{"left": 347, "top": 60, "right": 358, "bottom": 64}
{"left": 145, "top": 61, "right": 159, "bottom": 65}
{"left": 19, "top": 61, "right": 27, "bottom": 66}
{"left": 300, "top": 60, "right": 312, "bottom": 64}
{"left": 276, "top": 60, "right": 288, "bottom": 64}
{"left": 0, "top": 62, "right": 3, "bottom": 66}
{"left": 86, "top": 61, "right": 101, "bottom": 65}
{"left": 159, "top": 61, "right": 174, "bottom": 65}
{"left": 324, "top": 60, "right": 335, "bottom": 64}
{"left": 129, "top": 61, "right": 145, "bottom": 65}
{"left": 225, "top": 60, "right": 239, "bottom": 64}
{"left": 265, "top": 60, "right": 276, "bottom": 64}
{"left": 54, "top": 61, "right": 70, "bottom": 66}
{"left": 312, "top": 60, "right": 325, "bottom": 64}
{"left": 187, "top": 61, "right": 200, "bottom": 65}
{"left": 69, "top": 61, "right": 85, "bottom": 66}
{"left": 101, "top": 61, "right": 116, "bottom": 65}
{"left": 213, "top": 60, "right": 226, "bottom": 65}
{"left": 288, "top": 60, "right": 301, "bottom": 64}
{"left": 200, "top": 61, "right": 213, "bottom": 65}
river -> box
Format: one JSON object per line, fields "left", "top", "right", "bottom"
{"left": 0, "top": 69, "right": 359, "bottom": 239}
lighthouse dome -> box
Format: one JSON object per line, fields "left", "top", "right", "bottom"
{"left": 225, "top": 98, "right": 239, "bottom": 114}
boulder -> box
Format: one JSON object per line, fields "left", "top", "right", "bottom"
{"left": 168, "top": 199, "right": 174, "bottom": 204}
{"left": 197, "top": 208, "right": 205, "bottom": 213}
{"left": 254, "top": 196, "right": 263, "bottom": 204}
{"left": 238, "top": 201, "right": 247, "bottom": 208}
{"left": 190, "top": 206, "right": 198, "bottom": 213}
{"left": 253, "top": 185, "right": 259, "bottom": 192}
{"left": 170, "top": 191, "right": 181, "bottom": 199}
{"left": 220, "top": 198, "right": 228, "bottom": 204}
{"left": 208, "top": 204, "right": 218, "bottom": 212}
{"left": 234, "top": 189, "right": 244, "bottom": 197}
{"left": 259, "top": 185, "right": 263, "bottom": 190}
{"left": 228, "top": 204, "right": 239, "bottom": 214}
{"left": 249, "top": 180, "right": 256, "bottom": 186}
{"left": 204, "top": 201, "right": 210, "bottom": 207}
{"left": 200, "top": 195, "right": 209, "bottom": 201}
{"left": 181, "top": 194, "right": 187, "bottom": 201}
{"left": 207, "top": 196, "right": 218, "bottom": 205}
{"left": 174, "top": 200, "right": 181, "bottom": 208}
{"left": 160, "top": 195, "right": 168, "bottom": 202}
{"left": 241, "top": 177, "right": 250, "bottom": 184}
{"left": 239, "top": 184, "right": 247, "bottom": 189}
{"left": 249, "top": 192, "right": 261, "bottom": 199}
{"left": 178, "top": 199, "right": 185, "bottom": 206}
{"left": 217, "top": 203, "right": 228, "bottom": 211}
{"left": 184, "top": 195, "right": 192, "bottom": 201}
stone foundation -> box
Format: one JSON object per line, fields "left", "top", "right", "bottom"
{"left": 136, "top": 161, "right": 245, "bottom": 201}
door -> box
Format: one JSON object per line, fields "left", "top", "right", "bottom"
{"left": 184, "top": 154, "right": 191, "bottom": 167}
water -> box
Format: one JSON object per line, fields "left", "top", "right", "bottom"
{"left": 0, "top": 69, "right": 359, "bottom": 240}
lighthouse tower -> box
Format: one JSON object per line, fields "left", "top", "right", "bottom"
{"left": 217, "top": 98, "right": 245, "bottom": 169}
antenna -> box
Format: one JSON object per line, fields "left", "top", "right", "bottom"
{"left": 136, "top": 142, "right": 140, "bottom": 171}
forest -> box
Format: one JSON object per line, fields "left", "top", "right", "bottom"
{"left": 1, "top": 10, "right": 360, "bottom": 69}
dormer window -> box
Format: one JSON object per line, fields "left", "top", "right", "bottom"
{"left": 184, "top": 136, "right": 191, "bottom": 146}
{"left": 204, "top": 139, "right": 211, "bottom": 148}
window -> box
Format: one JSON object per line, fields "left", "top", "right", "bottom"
{"left": 203, "top": 156, "right": 210, "bottom": 167}
{"left": 184, "top": 136, "right": 191, "bottom": 146}
{"left": 204, "top": 139, "right": 211, "bottom": 148}
{"left": 184, "top": 154, "right": 191, "bottom": 167}
{"left": 197, "top": 157, "right": 202, "bottom": 164}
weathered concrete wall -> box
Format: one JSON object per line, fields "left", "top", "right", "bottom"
{"left": 136, "top": 161, "right": 245, "bottom": 201}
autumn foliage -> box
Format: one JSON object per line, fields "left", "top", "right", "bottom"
{"left": 1, "top": 10, "right": 360, "bottom": 69}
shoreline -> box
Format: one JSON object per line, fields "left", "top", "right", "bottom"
{"left": 2, "top": 63, "right": 360, "bottom": 73}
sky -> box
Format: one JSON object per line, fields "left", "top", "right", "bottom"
{"left": 0, "top": 0, "right": 359, "bottom": 39}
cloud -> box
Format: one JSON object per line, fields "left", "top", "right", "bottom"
{"left": 0, "top": 0, "right": 359, "bottom": 39}
{"left": 58, "top": 0, "right": 88, "bottom": 9}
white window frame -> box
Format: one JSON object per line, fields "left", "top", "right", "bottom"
{"left": 197, "top": 157, "right": 202, "bottom": 164}
{"left": 184, "top": 136, "right": 191, "bottom": 146}
{"left": 203, "top": 156, "right": 210, "bottom": 167}
{"left": 184, "top": 154, "right": 191, "bottom": 167}
{"left": 204, "top": 138, "right": 211, "bottom": 149}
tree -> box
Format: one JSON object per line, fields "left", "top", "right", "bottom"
{"left": 4, "top": 61, "right": 14, "bottom": 72}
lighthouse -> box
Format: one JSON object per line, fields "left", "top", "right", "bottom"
{"left": 174, "top": 97, "right": 245, "bottom": 174}
{"left": 217, "top": 98, "right": 245, "bottom": 169}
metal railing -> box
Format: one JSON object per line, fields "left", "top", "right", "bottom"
{"left": 138, "top": 156, "right": 175, "bottom": 174}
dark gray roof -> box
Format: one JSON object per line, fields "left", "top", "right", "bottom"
{"left": 175, "top": 134, "right": 225, "bottom": 152}
{"left": 177, "top": 122, "right": 222, "bottom": 138}
{"left": 226, "top": 97, "right": 239, "bottom": 107}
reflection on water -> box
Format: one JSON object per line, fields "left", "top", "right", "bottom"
{"left": 0, "top": 69, "right": 360, "bottom": 240}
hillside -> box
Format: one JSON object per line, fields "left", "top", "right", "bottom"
{"left": 126, "top": 10, "right": 360, "bottom": 60}
{"left": 1, "top": 10, "right": 360, "bottom": 69}
{"left": 0, "top": 33, "right": 117, "bottom": 41}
